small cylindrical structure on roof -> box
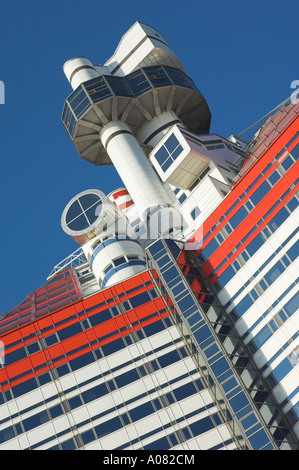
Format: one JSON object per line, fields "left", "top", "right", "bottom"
{"left": 61, "top": 189, "right": 146, "bottom": 288}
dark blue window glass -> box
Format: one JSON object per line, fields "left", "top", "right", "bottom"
{"left": 82, "top": 383, "right": 108, "bottom": 404}
{"left": 210, "top": 357, "right": 230, "bottom": 377}
{"left": 193, "top": 325, "right": 212, "bottom": 345}
{"left": 70, "top": 352, "right": 94, "bottom": 371}
{"left": 105, "top": 75, "right": 133, "bottom": 97}
{"left": 101, "top": 338, "right": 124, "bottom": 355}
{"left": 61, "top": 438, "right": 76, "bottom": 450}
{"left": 264, "top": 261, "right": 284, "bottom": 285}
{"left": 5, "top": 347, "right": 27, "bottom": 366}
{"left": 95, "top": 417, "right": 122, "bottom": 438}
{"left": 126, "top": 70, "right": 151, "bottom": 97}
{"left": 229, "top": 393, "right": 250, "bottom": 413}
{"left": 217, "top": 265, "right": 235, "bottom": 286}
{"left": 130, "top": 291, "right": 151, "bottom": 308}
{"left": 113, "top": 256, "right": 126, "bottom": 267}
{"left": 58, "top": 322, "right": 83, "bottom": 340}
{"left": 235, "top": 295, "right": 253, "bottom": 317}
{"left": 287, "top": 239, "right": 299, "bottom": 261}
{"left": 68, "top": 395, "right": 83, "bottom": 410}
{"left": 154, "top": 146, "right": 169, "bottom": 166}
{"left": 250, "top": 180, "right": 271, "bottom": 206}
{"left": 144, "top": 66, "right": 172, "bottom": 87}
{"left": 12, "top": 378, "right": 37, "bottom": 398}
{"left": 49, "top": 404, "right": 63, "bottom": 419}
{"left": 290, "top": 143, "right": 299, "bottom": 160}
{"left": 38, "top": 372, "right": 52, "bottom": 386}
{"left": 229, "top": 206, "right": 248, "bottom": 229}
{"left": 84, "top": 77, "right": 112, "bottom": 103}
{"left": 273, "top": 358, "right": 292, "bottom": 382}
{"left": 268, "top": 171, "right": 280, "bottom": 186}
{"left": 161, "top": 157, "right": 172, "bottom": 171}
{"left": 171, "top": 145, "right": 183, "bottom": 160}
{"left": 115, "top": 369, "right": 139, "bottom": 388}
{"left": 284, "top": 291, "right": 299, "bottom": 317}
{"left": 23, "top": 410, "right": 49, "bottom": 432}
{"left": 144, "top": 436, "right": 171, "bottom": 450}
{"left": 81, "top": 429, "right": 96, "bottom": 445}
{"left": 44, "top": 334, "right": 58, "bottom": 346}
{"left": 246, "top": 233, "right": 265, "bottom": 256}
{"left": 287, "top": 196, "right": 298, "bottom": 212}
{"left": 190, "top": 416, "right": 214, "bottom": 437}
{"left": 89, "top": 309, "right": 110, "bottom": 326}
{"left": 158, "top": 349, "right": 180, "bottom": 367}
{"left": 202, "top": 238, "right": 219, "bottom": 259}
{"left": 164, "top": 133, "right": 180, "bottom": 153}
{"left": 0, "top": 426, "right": 15, "bottom": 444}
{"left": 281, "top": 155, "right": 294, "bottom": 171}
{"left": 27, "top": 342, "right": 40, "bottom": 354}
{"left": 130, "top": 402, "right": 155, "bottom": 422}
{"left": 254, "top": 325, "right": 272, "bottom": 348}
{"left": 56, "top": 364, "right": 70, "bottom": 377}
{"left": 268, "top": 207, "right": 289, "bottom": 232}
{"left": 173, "top": 382, "right": 197, "bottom": 401}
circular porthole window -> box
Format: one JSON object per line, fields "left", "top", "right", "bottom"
{"left": 61, "top": 189, "right": 108, "bottom": 244}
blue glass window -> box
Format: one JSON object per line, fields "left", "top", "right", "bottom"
{"left": 229, "top": 206, "right": 248, "bottom": 229}
{"left": 273, "top": 357, "right": 293, "bottom": 382}
{"left": 126, "top": 69, "right": 151, "bottom": 97}
{"left": 189, "top": 416, "right": 214, "bottom": 437}
{"left": 290, "top": 143, "right": 299, "bottom": 160}
{"left": 84, "top": 76, "right": 112, "bottom": 103}
{"left": 191, "top": 207, "right": 201, "bottom": 220}
{"left": 254, "top": 325, "right": 272, "bottom": 348}
{"left": 264, "top": 260, "right": 284, "bottom": 285}
{"left": 144, "top": 66, "right": 172, "bottom": 87}
{"left": 82, "top": 383, "right": 108, "bottom": 404}
{"left": 202, "top": 238, "right": 219, "bottom": 259}
{"left": 235, "top": 295, "right": 254, "bottom": 317}
{"left": 250, "top": 180, "right": 271, "bottom": 206}
{"left": 153, "top": 133, "right": 183, "bottom": 172}
{"left": 281, "top": 155, "right": 294, "bottom": 171}
{"left": 68, "top": 86, "right": 90, "bottom": 118}
{"left": 105, "top": 75, "right": 133, "bottom": 97}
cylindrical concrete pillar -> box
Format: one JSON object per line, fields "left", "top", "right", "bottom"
{"left": 63, "top": 57, "right": 100, "bottom": 90}
{"left": 100, "top": 121, "right": 173, "bottom": 217}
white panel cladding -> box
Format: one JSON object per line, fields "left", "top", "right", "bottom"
{"left": 104, "top": 22, "right": 184, "bottom": 76}
{"left": 180, "top": 173, "right": 226, "bottom": 224}
{"left": 137, "top": 111, "right": 182, "bottom": 147}
{"left": 194, "top": 427, "right": 227, "bottom": 450}
{"left": 217, "top": 213, "right": 299, "bottom": 306}
{"left": 253, "top": 310, "right": 299, "bottom": 368}
{"left": 26, "top": 422, "right": 55, "bottom": 447}
{"left": 273, "top": 369, "right": 299, "bottom": 407}
{"left": 244, "top": 284, "right": 298, "bottom": 347}
{"left": 234, "top": 262, "right": 298, "bottom": 337}
{"left": 63, "top": 57, "right": 100, "bottom": 90}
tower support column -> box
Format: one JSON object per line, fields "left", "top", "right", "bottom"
{"left": 100, "top": 121, "right": 172, "bottom": 216}
{"left": 100, "top": 121, "right": 186, "bottom": 238}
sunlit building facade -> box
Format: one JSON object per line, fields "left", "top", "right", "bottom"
{"left": 0, "top": 22, "right": 298, "bottom": 451}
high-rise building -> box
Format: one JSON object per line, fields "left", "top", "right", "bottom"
{"left": 0, "top": 22, "right": 298, "bottom": 451}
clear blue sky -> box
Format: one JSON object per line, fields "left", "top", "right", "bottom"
{"left": 0, "top": 0, "right": 298, "bottom": 313}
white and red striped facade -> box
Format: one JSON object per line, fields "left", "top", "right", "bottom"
{"left": 0, "top": 22, "right": 298, "bottom": 451}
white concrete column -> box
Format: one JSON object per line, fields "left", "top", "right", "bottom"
{"left": 100, "top": 121, "right": 173, "bottom": 219}
{"left": 63, "top": 57, "right": 100, "bottom": 90}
